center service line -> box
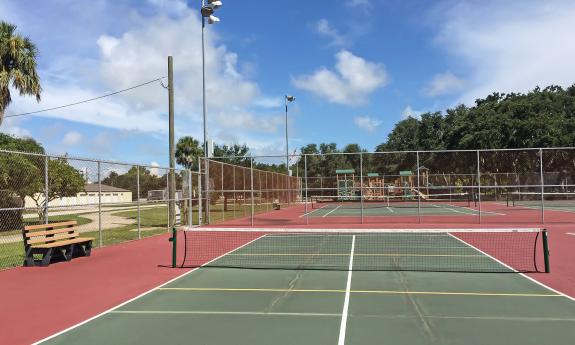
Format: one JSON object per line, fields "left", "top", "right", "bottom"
{"left": 338, "top": 235, "right": 355, "bottom": 345}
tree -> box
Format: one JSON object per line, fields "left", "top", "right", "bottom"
{"left": 0, "top": 135, "right": 84, "bottom": 227}
{"left": 175, "top": 136, "right": 203, "bottom": 170}
{"left": 27, "top": 158, "right": 86, "bottom": 222}
{"left": 0, "top": 21, "right": 42, "bottom": 126}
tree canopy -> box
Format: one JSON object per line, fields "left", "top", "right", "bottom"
{"left": 0, "top": 21, "right": 42, "bottom": 125}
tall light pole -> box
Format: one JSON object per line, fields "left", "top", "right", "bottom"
{"left": 285, "top": 95, "right": 295, "bottom": 205}
{"left": 200, "top": 0, "right": 222, "bottom": 224}
{"left": 285, "top": 95, "right": 295, "bottom": 175}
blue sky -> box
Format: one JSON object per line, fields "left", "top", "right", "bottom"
{"left": 2, "top": 0, "right": 575, "bottom": 168}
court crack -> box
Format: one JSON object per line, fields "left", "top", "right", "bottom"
{"left": 396, "top": 270, "right": 440, "bottom": 343}
{"left": 264, "top": 270, "right": 303, "bottom": 313}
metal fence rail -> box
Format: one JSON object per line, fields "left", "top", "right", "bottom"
{"left": 0, "top": 149, "right": 200, "bottom": 270}
{"left": 199, "top": 148, "right": 575, "bottom": 226}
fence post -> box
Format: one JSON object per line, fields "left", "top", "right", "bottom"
{"left": 188, "top": 169, "right": 193, "bottom": 227}
{"left": 476, "top": 150, "right": 482, "bottom": 224}
{"left": 44, "top": 156, "right": 49, "bottom": 224}
{"left": 250, "top": 157, "right": 255, "bottom": 226}
{"left": 221, "top": 162, "right": 224, "bottom": 222}
{"left": 98, "top": 161, "right": 102, "bottom": 247}
{"left": 360, "top": 153, "right": 364, "bottom": 224}
{"left": 539, "top": 148, "right": 545, "bottom": 224}
{"left": 197, "top": 160, "right": 202, "bottom": 225}
{"left": 166, "top": 170, "right": 170, "bottom": 232}
{"left": 304, "top": 155, "right": 308, "bottom": 225}
{"left": 416, "top": 152, "right": 421, "bottom": 223}
{"left": 137, "top": 166, "right": 141, "bottom": 239}
{"left": 233, "top": 165, "right": 237, "bottom": 219}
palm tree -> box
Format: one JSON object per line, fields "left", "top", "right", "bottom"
{"left": 175, "top": 136, "right": 203, "bottom": 170}
{"left": 0, "top": 21, "right": 42, "bottom": 126}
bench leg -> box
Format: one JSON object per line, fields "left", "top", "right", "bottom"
{"left": 84, "top": 241, "right": 92, "bottom": 256}
{"left": 64, "top": 245, "right": 75, "bottom": 261}
{"left": 40, "top": 248, "right": 53, "bottom": 267}
{"left": 24, "top": 247, "right": 36, "bottom": 267}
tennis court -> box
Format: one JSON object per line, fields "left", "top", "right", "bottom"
{"left": 36, "top": 228, "right": 575, "bottom": 345}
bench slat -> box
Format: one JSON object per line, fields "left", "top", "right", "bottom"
{"left": 25, "top": 228, "right": 77, "bottom": 238}
{"left": 24, "top": 221, "right": 77, "bottom": 232}
{"left": 27, "top": 232, "right": 80, "bottom": 245}
{"left": 32, "top": 237, "right": 94, "bottom": 249}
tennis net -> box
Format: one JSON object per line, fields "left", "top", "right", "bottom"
{"left": 508, "top": 192, "right": 575, "bottom": 208}
{"left": 310, "top": 192, "right": 472, "bottom": 209}
{"left": 178, "top": 228, "right": 549, "bottom": 273}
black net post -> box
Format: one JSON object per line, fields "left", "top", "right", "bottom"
{"left": 543, "top": 229, "right": 550, "bottom": 273}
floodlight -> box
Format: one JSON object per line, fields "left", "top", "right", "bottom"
{"left": 286, "top": 95, "right": 296, "bottom": 102}
{"left": 201, "top": 6, "right": 214, "bottom": 17}
{"left": 208, "top": 15, "right": 220, "bottom": 24}
{"left": 208, "top": 0, "right": 223, "bottom": 9}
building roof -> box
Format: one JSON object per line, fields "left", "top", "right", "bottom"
{"left": 84, "top": 183, "right": 130, "bottom": 193}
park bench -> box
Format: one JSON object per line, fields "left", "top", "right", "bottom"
{"left": 22, "top": 221, "right": 94, "bottom": 266}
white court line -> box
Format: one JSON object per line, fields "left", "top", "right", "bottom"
{"left": 337, "top": 235, "right": 355, "bottom": 345}
{"left": 431, "top": 204, "right": 475, "bottom": 216}
{"left": 111, "top": 310, "right": 340, "bottom": 317}
{"left": 387, "top": 206, "right": 394, "bottom": 213}
{"left": 299, "top": 205, "right": 327, "bottom": 218}
{"left": 447, "top": 233, "right": 575, "bottom": 303}
{"left": 323, "top": 205, "right": 342, "bottom": 217}
{"left": 567, "top": 233, "right": 575, "bottom": 236}
{"left": 32, "top": 235, "right": 267, "bottom": 344}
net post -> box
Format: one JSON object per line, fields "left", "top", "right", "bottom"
{"left": 476, "top": 150, "right": 482, "bottom": 224}
{"left": 416, "top": 151, "right": 421, "bottom": 223}
{"left": 539, "top": 148, "right": 545, "bottom": 224}
{"left": 304, "top": 154, "right": 309, "bottom": 224}
{"left": 360, "top": 152, "right": 364, "bottom": 224}
{"left": 250, "top": 157, "right": 255, "bottom": 226}
{"left": 542, "top": 229, "right": 550, "bottom": 273}
{"left": 169, "top": 227, "right": 177, "bottom": 268}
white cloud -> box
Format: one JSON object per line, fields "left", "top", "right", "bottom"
{"left": 402, "top": 105, "right": 423, "bottom": 119}
{"left": 149, "top": 162, "right": 161, "bottom": 176}
{"left": 315, "top": 19, "right": 347, "bottom": 47}
{"left": 354, "top": 116, "right": 381, "bottom": 133}
{"left": 423, "top": 71, "right": 464, "bottom": 97}
{"left": 433, "top": 0, "right": 575, "bottom": 104}
{"left": 292, "top": 50, "right": 388, "bottom": 106}
{"left": 62, "top": 131, "right": 83, "bottom": 146}
{"left": 213, "top": 111, "right": 283, "bottom": 133}
{"left": 346, "top": 0, "right": 373, "bottom": 10}
{"left": 0, "top": 118, "right": 32, "bottom": 138}
{"left": 253, "top": 97, "right": 283, "bottom": 108}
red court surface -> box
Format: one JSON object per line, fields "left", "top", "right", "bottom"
{"left": 0, "top": 205, "right": 574, "bottom": 345}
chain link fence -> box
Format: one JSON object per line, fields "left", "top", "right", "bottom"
{"left": 0, "top": 149, "right": 199, "bottom": 270}
{"left": 3, "top": 147, "right": 574, "bottom": 269}
{"left": 198, "top": 148, "right": 575, "bottom": 226}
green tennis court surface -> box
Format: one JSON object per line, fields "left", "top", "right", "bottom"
{"left": 39, "top": 229, "right": 575, "bottom": 345}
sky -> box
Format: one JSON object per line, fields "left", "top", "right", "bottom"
{"left": 2, "top": 0, "right": 575, "bottom": 168}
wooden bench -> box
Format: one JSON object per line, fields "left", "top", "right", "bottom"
{"left": 22, "top": 221, "right": 94, "bottom": 267}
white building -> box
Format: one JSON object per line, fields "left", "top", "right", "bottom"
{"left": 24, "top": 183, "right": 133, "bottom": 208}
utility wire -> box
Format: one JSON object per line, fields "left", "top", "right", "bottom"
{"left": 4, "top": 76, "right": 167, "bottom": 119}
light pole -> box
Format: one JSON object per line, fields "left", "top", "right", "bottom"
{"left": 285, "top": 95, "right": 295, "bottom": 175}
{"left": 285, "top": 95, "right": 295, "bottom": 205}
{"left": 200, "top": 0, "right": 222, "bottom": 224}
